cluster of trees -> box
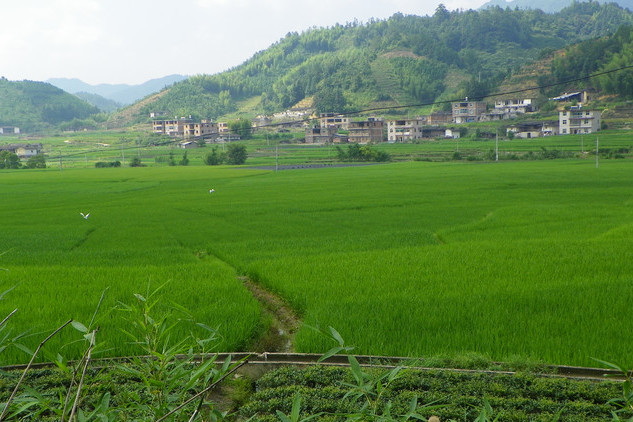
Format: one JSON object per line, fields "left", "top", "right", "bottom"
{"left": 0, "top": 151, "right": 46, "bottom": 169}
{"left": 336, "top": 144, "right": 391, "bottom": 162}
{"left": 95, "top": 161, "right": 121, "bottom": 168}
{"left": 133, "top": 1, "right": 633, "bottom": 122}
{"left": 204, "top": 144, "right": 247, "bottom": 166}
{"left": 228, "top": 118, "right": 253, "bottom": 139}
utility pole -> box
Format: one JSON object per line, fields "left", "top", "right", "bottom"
{"left": 495, "top": 131, "right": 499, "bottom": 162}
{"left": 596, "top": 137, "right": 599, "bottom": 168}
{"left": 275, "top": 144, "right": 279, "bottom": 172}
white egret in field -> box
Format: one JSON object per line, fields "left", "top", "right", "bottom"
{"left": 80, "top": 212, "right": 90, "bottom": 219}
{"left": 209, "top": 189, "right": 215, "bottom": 193}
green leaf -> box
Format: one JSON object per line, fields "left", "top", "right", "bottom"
{"left": 348, "top": 355, "right": 365, "bottom": 383}
{"left": 71, "top": 321, "right": 89, "bottom": 333}
{"left": 14, "top": 343, "right": 33, "bottom": 356}
{"left": 291, "top": 394, "right": 301, "bottom": 422}
{"left": 318, "top": 346, "right": 343, "bottom": 363}
{"left": 592, "top": 357, "right": 627, "bottom": 374}
{"left": 329, "top": 326, "right": 345, "bottom": 346}
{"left": 276, "top": 410, "right": 291, "bottom": 422}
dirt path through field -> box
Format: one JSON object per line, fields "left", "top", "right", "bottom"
{"left": 239, "top": 277, "right": 301, "bottom": 353}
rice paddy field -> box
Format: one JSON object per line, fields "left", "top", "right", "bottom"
{"left": 1, "top": 155, "right": 632, "bottom": 367}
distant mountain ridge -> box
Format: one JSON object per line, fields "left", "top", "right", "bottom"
{"left": 480, "top": 0, "right": 633, "bottom": 13}
{"left": 47, "top": 74, "right": 188, "bottom": 106}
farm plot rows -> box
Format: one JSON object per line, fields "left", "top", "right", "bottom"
{"left": 0, "top": 160, "right": 632, "bottom": 366}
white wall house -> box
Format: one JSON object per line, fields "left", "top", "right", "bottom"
{"left": 387, "top": 118, "right": 426, "bottom": 142}
{"left": 559, "top": 107, "right": 601, "bottom": 135}
{"left": 494, "top": 99, "right": 534, "bottom": 114}
{"left": 0, "top": 126, "right": 20, "bottom": 135}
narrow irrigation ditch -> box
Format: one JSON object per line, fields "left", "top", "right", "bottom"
{"left": 239, "top": 276, "right": 301, "bottom": 353}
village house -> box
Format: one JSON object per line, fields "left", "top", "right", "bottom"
{"left": 347, "top": 118, "right": 384, "bottom": 144}
{"left": 444, "top": 128, "right": 460, "bottom": 139}
{"left": 494, "top": 99, "right": 534, "bottom": 114}
{"left": 154, "top": 117, "right": 219, "bottom": 139}
{"left": 0, "top": 126, "right": 20, "bottom": 135}
{"left": 218, "top": 122, "right": 230, "bottom": 134}
{"left": 542, "top": 122, "right": 559, "bottom": 137}
{"left": 216, "top": 134, "right": 241, "bottom": 142}
{"left": 551, "top": 91, "right": 590, "bottom": 104}
{"left": 178, "top": 140, "right": 198, "bottom": 149}
{"left": 387, "top": 118, "right": 426, "bottom": 142}
{"left": 426, "top": 112, "right": 452, "bottom": 125}
{"left": 452, "top": 100, "right": 487, "bottom": 123}
{"left": 387, "top": 118, "right": 460, "bottom": 142}
{"left": 272, "top": 107, "right": 312, "bottom": 121}
{"left": 305, "top": 126, "right": 336, "bottom": 144}
{"left": 182, "top": 120, "right": 218, "bottom": 139}
{"left": 559, "top": 107, "right": 601, "bottom": 135}
{"left": 319, "top": 113, "right": 350, "bottom": 130}
{"left": 0, "top": 143, "right": 42, "bottom": 158}
{"left": 152, "top": 117, "right": 193, "bottom": 137}
{"left": 507, "top": 121, "right": 559, "bottom": 139}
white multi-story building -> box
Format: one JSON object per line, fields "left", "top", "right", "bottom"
{"left": 559, "top": 107, "right": 601, "bottom": 135}
{"left": 494, "top": 99, "right": 534, "bottom": 114}
{"left": 387, "top": 118, "right": 426, "bottom": 142}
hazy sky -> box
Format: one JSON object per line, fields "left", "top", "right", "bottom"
{"left": 1, "top": 0, "right": 490, "bottom": 85}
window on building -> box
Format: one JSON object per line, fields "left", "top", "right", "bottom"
{"left": 562, "top": 120, "right": 567, "bottom": 124}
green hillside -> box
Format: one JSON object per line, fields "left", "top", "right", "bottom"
{"left": 538, "top": 24, "right": 633, "bottom": 100}
{"left": 0, "top": 78, "right": 100, "bottom": 132}
{"left": 116, "top": 1, "right": 633, "bottom": 125}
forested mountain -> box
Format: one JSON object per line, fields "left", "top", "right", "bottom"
{"left": 539, "top": 24, "right": 633, "bottom": 98}
{"left": 0, "top": 79, "right": 100, "bottom": 132}
{"left": 480, "top": 0, "right": 633, "bottom": 14}
{"left": 117, "top": 2, "right": 633, "bottom": 125}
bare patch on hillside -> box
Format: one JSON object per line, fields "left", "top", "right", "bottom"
{"left": 381, "top": 50, "right": 420, "bottom": 59}
{"left": 492, "top": 53, "right": 558, "bottom": 100}
{"left": 106, "top": 89, "right": 171, "bottom": 129}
